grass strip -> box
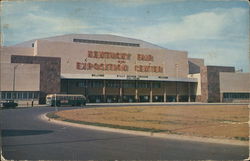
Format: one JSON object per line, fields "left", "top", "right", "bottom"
{"left": 47, "top": 112, "right": 60, "bottom": 119}
{"left": 46, "top": 112, "right": 249, "bottom": 141}
{"left": 234, "top": 136, "right": 249, "bottom": 141}
{"left": 46, "top": 112, "right": 170, "bottom": 133}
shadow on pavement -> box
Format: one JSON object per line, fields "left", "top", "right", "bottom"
{"left": 1, "top": 129, "right": 53, "bottom": 137}
{"left": 3, "top": 135, "right": 143, "bottom": 147}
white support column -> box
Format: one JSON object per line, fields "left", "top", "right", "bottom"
{"left": 135, "top": 80, "right": 138, "bottom": 102}
{"left": 103, "top": 80, "right": 106, "bottom": 102}
{"left": 119, "top": 80, "right": 123, "bottom": 102}
{"left": 220, "top": 93, "right": 223, "bottom": 102}
{"left": 150, "top": 81, "right": 153, "bottom": 102}
{"left": 188, "top": 82, "right": 191, "bottom": 102}
{"left": 164, "top": 82, "right": 167, "bottom": 102}
{"left": 176, "top": 82, "right": 179, "bottom": 102}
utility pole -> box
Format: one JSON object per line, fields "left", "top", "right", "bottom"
{"left": 13, "top": 65, "right": 18, "bottom": 92}
{"left": 175, "top": 64, "right": 179, "bottom": 102}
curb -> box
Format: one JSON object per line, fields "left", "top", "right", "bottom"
{"left": 86, "top": 102, "right": 250, "bottom": 106}
{"left": 41, "top": 113, "right": 249, "bottom": 146}
{"left": 1, "top": 151, "right": 6, "bottom": 161}
{"left": 0, "top": 128, "right": 6, "bottom": 161}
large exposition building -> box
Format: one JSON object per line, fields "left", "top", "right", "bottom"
{"left": 0, "top": 34, "right": 249, "bottom": 105}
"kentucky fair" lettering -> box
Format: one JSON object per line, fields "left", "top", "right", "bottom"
{"left": 137, "top": 54, "right": 153, "bottom": 61}
{"left": 76, "top": 51, "right": 163, "bottom": 73}
{"left": 88, "top": 51, "right": 131, "bottom": 60}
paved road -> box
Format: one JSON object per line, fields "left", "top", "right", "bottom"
{"left": 0, "top": 106, "right": 248, "bottom": 160}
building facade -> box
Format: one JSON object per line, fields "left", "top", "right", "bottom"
{"left": 0, "top": 34, "right": 249, "bottom": 105}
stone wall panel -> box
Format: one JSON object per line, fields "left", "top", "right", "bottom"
{"left": 11, "top": 55, "right": 61, "bottom": 104}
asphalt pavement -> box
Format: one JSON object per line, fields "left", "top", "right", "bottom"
{"left": 0, "top": 106, "right": 249, "bottom": 160}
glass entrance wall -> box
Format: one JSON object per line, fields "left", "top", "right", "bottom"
{"left": 88, "top": 95, "right": 104, "bottom": 103}
{"left": 61, "top": 79, "right": 197, "bottom": 103}
{"left": 122, "top": 95, "right": 136, "bottom": 102}
{"left": 106, "top": 95, "right": 119, "bottom": 103}
{"left": 139, "top": 95, "right": 150, "bottom": 102}
{"left": 166, "top": 95, "right": 177, "bottom": 102}
{"left": 153, "top": 95, "right": 164, "bottom": 102}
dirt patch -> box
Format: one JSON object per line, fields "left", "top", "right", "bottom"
{"left": 55, "top": 104, "right": 249, "bottom": 140}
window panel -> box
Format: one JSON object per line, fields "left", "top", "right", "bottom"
{"left": 152, "top": 82, "right": 161, "bottom": 88}
{"left": 23, "top": 92, "right": 27, "bottom": 99}
{"left": 123, "top": 81, "right": 135, "bottom": 88}
{"left": 28, "top": 92, "right": 33, "bottom": 99}
{"left": 7, "top": 92, "right": 11, "bottom": 99}
{"left": 18, "top": 92, "right": 23, "bottom": 99}
{"left": 12, "top": 92, "right": 17, "bottom": 99}
{"left": 89, "top": 80, "right": 103, "bottom": 88}
{"left": 138, "top": 81, "right": 150, "bottom": 88}
{"left": 34, "top": 92, "right": 38, "bottom": 99}
{"left": 1, "top": 92, "right": 6, "bottom": 99}
{"left": 223, "top": 93, "right": 250, "bottom": 99}
{"left": 106, "top": 80, "right": 120, "bottom": 88}
{"left": 73, "top": 38, "right": 140, "bottom": 47}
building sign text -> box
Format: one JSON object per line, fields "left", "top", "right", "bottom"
{"left": 76, "top": 50, "right": 163, "bottom": 73}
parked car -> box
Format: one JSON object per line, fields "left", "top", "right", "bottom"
{"left": 2, "top": 100, "right": 18, "bottom": 108}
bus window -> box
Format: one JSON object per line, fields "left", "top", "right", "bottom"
{"left": 46, "top": 94, "right": 86, "bottom": 107}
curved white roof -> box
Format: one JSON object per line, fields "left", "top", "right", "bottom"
{"left": 13, "top": 34, "right": 164, "bottom": 49}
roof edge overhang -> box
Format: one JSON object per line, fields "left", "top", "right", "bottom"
{"left": 61, "top": 74, "right": 197, "bottom": 82}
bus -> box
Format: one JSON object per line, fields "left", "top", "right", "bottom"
{"left": 46, "top": 94, "right": 86, "bottom": 107}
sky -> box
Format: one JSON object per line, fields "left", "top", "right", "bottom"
{"left": 1, "top": 0, "right": 249, "bottom": 72}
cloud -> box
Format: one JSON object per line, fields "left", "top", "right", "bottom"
{"left": 1, "top": 1, "right": 248, "bottom": 72}
{"left": 201, "top": 47, "right": 249, "bottom": 72}
{"left": 25, "top": 14, "right": 92, "bottom": 32}
{"left": 114, "top": 7, "right": 248, "bottom": 71}
{"left": 105, "top": 0, "right": 168, "bottom": 7}
{"left": 1, "top": 1, "right": 43, "bottom": 16}
{"left": 125, "top": 7, "right": 248, "bottom": 44}
{"left": 1, "top": 1, "right": 94, "bottom": 44}
{"left": 2, "top": 12, "right": 92, "bottom": 44}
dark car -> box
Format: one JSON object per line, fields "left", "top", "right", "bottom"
{"left": 2, "top": 100, "right": 18, "bottom": 108}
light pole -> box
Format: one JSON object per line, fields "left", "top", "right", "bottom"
{"left": 175, "top": 64, "right": 179, "bottom": 102}
{"left": 13, "top": 65, "right": 18, "bottom": 92}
